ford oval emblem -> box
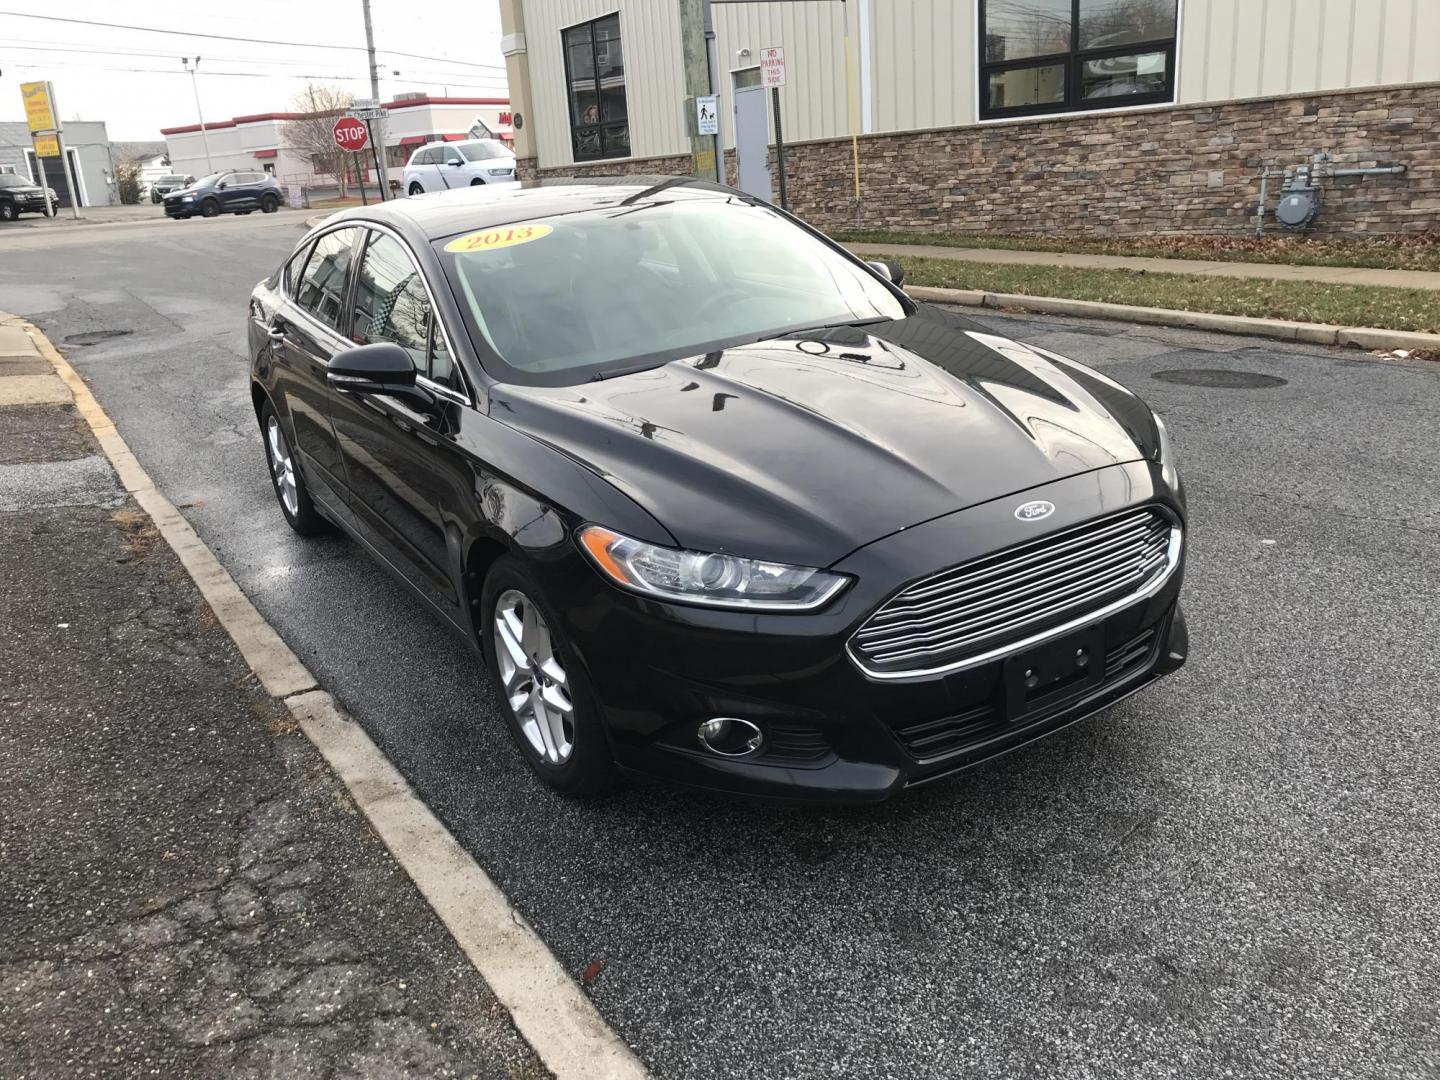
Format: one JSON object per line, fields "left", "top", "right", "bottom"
{"left": 1015, "top": 500, "right": 1055, "bottom": 522}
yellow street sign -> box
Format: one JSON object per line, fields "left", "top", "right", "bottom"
{"left": 21, "top": 81, "right": 58, "bottom": 135}
{"left": 33, "top": 134, "right": 60, "bottom": 158}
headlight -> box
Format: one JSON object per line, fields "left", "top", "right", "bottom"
{"left": 1153, "top": 412, "right": 1180, "bottom": 490}
{"left": 578, "top": 525, "right": 850, "bottom": 611}
{"left": 181, "top": 195, "right": 194, "bottom": 202}
{"left": 486, "top": 168, "right": 511, "bottom": 176}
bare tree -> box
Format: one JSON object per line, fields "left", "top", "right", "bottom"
{"left": 284, "top": 83, "right": 356, "bottom": 196}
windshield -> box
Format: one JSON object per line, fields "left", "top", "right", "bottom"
{"left": 434, "top": 191, "right": 906, "bottom": 385}
{"left": 160, "top": 175, "right": 186, "bottom": 184}
{"left": 193, "top": 173, "right": 226, "bottom": 187}
{"left": 458, "top": 141, "right": 513, "bottom": 162}
{"left": 0, "top": 175, "right": 30, "bottom": 188}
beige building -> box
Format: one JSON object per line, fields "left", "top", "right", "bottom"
{"left": 500, "top": 0, "right": 1440, "bottom": 236}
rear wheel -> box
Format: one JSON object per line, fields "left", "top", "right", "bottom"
{"left": 201, "top": 198, "right": 220, "bottom": 218}
{"left": 259, "top": 399, "right": 330, "bottom": 536}
{"left": 408, "top": 182, "right": 424, "bottom": 196}
{"left": 482, "top": 556, "right": 617, "bottom": 796}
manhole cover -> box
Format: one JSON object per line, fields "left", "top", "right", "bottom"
{"left": 1152, "top": 369, "right": 1288, "bottom": 389}
{"left": 64, "top": 330, "right": 132, "bottom": 346}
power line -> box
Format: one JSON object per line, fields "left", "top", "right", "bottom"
{"left": 0, "top": 10, "right": 364, "bottom": 53}
{"left": 0, "top": 11, "right": 507, "bottom": 70}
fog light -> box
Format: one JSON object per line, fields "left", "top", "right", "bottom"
{"left": 697, "top": 717, "right": 764, "bottom": 758}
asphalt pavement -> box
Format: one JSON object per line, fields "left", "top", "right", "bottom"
{"left": 0, "top": 321, "right": 543, "bottom": 1077}
{"left": 2, "top": 214, "right": 1437, "bottom": 1079}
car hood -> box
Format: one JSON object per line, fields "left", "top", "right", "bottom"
{"left": 3, "top": 183, "right": 45, "bottom": 196}
{"left": 490, "top": 304, "right": 1161, "bottom": 567}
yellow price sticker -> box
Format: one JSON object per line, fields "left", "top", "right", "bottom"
{"left": 33, "top": 134, "right": 59, "bottom": 158}
{"left": 444, "top": 223, "right": 553, "bottom": 254}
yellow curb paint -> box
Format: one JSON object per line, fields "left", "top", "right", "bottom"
{"left": 6, "top": 311, "right": 653, "bottom": 1080}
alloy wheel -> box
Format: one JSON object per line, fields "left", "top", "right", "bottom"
{"left": 265, "top": 415, "right": 299, "bottom": 516}
{"left": 493, "top": 589, "right": 575, "bottom": 765}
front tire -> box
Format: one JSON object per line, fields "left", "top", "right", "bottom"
{"left": 201, "top": 198, "right": 220, "bottom": 218}
{"left": 482, "top": 556, "right": 617, "bottom": 796}
{"left": 259, "top": 399, "right": 330, "bottom": 536}
{"left": 470, "top": 178, "right": 485, "bottom": 186}
{"left": 0, "top": 203, "right": 15, "bottom": 222}
{"left": 408, "top": 182, "right": 424, "bottom": 196}
{"left": 261, "top": 194, "right": 279, "bottom": 213}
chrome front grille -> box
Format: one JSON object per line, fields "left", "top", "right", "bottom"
{"left": 851, "top": 507, "right": 1179, "bottom": 678}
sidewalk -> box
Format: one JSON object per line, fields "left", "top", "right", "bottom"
{"left": 844, "top": 240, "right": 1440, "bottom": 292}
{"left": 0, "top": 322, "right": 546, "bottom": 1078}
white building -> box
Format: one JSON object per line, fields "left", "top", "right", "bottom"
{"left": 162, "top": 96, "right": 514, "bottom": 188}
{"left": 498, "top": 0, "right": 1440, "bottom": 237}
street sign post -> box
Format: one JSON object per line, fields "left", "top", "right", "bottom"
{"left": 760, "top": 46, "right": 786, "bottom": 89}
{"left": 760, "top": 48, "right": 788, "bottom": 211}
{"left": 332, "top": 116, "right": 374, "bottom": 205}
{"left": 20, "top": 80, "right": 78, "bottom": 219}
{"left": 696, "top": 95, "right": 719, "bottom": 137}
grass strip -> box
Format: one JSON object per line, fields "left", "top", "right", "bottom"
{"left": 887, "top": 255, "right": 1440, "bottom": 334}
{"left": 833, "top": 228, "right": 1440, "bottom": 274}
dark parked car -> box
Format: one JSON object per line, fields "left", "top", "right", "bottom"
{"left": 0, "top": 173, "right": 57, "bottom": 221}
{"left": 247, "top": 179, "right": 1188, "bottom": 802}
{"left": 149, "top": 173, "right": 195, "bottom": 202}
{"left": 165, "top": 169, "right": 282, "bottom": 219}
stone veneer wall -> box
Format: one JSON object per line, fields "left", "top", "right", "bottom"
{"left": 522, "top": 84, "right": 1438, "bottom": 237}
{"left": 776, "top": 83, "right": 1440, "bottom": 237}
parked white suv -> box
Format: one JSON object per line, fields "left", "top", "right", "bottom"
{"left": 403, "top": 139, "right": 517, "bottom": 195}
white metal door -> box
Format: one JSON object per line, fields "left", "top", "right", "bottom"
{"left": 732, "top": 75, "right": 771, "bottom": 203}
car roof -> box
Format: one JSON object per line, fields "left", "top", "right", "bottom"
{"left": 319, "top": 177, "right": 738, "bottom": 243}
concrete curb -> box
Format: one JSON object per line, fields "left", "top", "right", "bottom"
{"left": 6, "top": 311, "right": 652, "bottom": 1080}
{"left": 904, "top": 285, "right": 1440, "bottom": 353}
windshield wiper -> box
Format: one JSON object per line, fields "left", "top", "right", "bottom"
{"left": 619, "top": 177, "right": 695, "bottom": 206}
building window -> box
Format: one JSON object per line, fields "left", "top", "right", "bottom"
{"left": 980, "top": 0, "right": 1177, "bottom": 120}
{"left": 562, "top": 13, "right": 630, "bottom": 161}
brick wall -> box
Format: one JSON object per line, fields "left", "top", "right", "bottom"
{"left": 531, "top": 152, "right": 695, "bottom": 181}
{"left": 769, "top": 83, "right": 1440, "bottom": 237}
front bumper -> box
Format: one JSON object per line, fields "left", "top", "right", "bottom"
{"left": 163, "top": 200, "right": 194, "bottom": 218}
{"left": 560, "top": 462, "right": 1189, "bottom": 803}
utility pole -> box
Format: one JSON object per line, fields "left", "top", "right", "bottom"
{"left": 679, "top": 0, "right": 722, "bottom": 183}
{"left": 362, "top": 0, "right": 390, "bottom": 199}
{"left": 181, "top": 57, "right": 214, "bottom": 174}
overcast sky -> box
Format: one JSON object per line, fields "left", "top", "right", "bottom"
{"left": 0, "top": 1, "right": 507, "bottom": 141}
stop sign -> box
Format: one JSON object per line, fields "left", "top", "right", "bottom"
{"left": 332, "top": 117, "right": 369, "bottom": 152}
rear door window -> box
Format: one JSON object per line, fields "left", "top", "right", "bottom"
{"left": 294, "top": 227, "right": 360, "bottom": 332}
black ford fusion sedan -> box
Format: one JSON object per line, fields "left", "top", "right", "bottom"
{"left": 247, "top": 178, "right": 1187, "bottom": 802}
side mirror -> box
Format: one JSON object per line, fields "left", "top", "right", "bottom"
{"left": 328, "top": 343, "right": 431, "bottom": 408}
{"left": 218, "top": 181, "right": 227, "bottom": 190}
{"left": 867, "top": 259, "right": 905, "bottom": 288}
{"left": 447, "top": 158, "right": 463, "bottom": 166}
